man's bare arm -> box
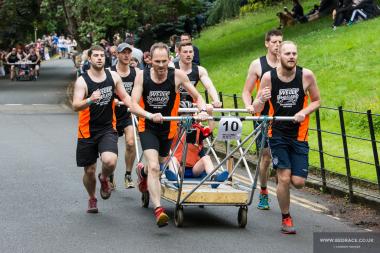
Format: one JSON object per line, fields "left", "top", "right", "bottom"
{"left": 176, "top": 69, "right": 206, "bottom": 112}
{"left": 242, "top": 59, "right": 260, "bottom": 113}
{"left": 72, "top": 77, "right": 101, "bottom": 112}
{"left": 198, "top": 66, "right": 221, "bottom": 107}
{"left": 252, "top": 71, "right": 271, "bottom": 113}
{"left": 294, "top": 69, "right": 321, "bottom": 122}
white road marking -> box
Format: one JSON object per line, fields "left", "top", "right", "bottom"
{"left": 233, "top": 174, "right": 330, "bottom": 213}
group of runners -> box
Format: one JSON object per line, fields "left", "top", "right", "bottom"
{"left": 3, "top": 46, "right": 42, "bottom": 80}
{"left": 72, "top": 29, "right": 321, "bottom": 233}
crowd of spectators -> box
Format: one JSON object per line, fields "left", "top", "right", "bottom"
{"left": 276, "top": 0, "right": 380, "bottom": 30}
{"left": 77, "top": 32, "right": 201, "bottom": 77}
{"left": 0, "top": 32, "right": 79, "bottom": 80}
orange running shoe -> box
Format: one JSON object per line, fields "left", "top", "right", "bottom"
{"left": 281, "top": 216, "right": 296, "bottom": 234}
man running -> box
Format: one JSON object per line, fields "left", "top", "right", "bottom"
{"left": 5, "top": 48, "right": 20, "bottom": 81}
{"left": 180, "top": 34, "right": 200, "bottom": 65}
{"left": 253, "top": 41, "right": 321, "bottom": 234}
{"left": 130, "top": 42, "right": 208, "bottom": 227}
{"left": 26, "top": 47, "right": 41, "bottom": 79}
{"left": 174, "top": 42, "right": 222, "bottom": 107}
{"left": 242, "top": 29, "right": 283, "bottom": 210}
{"left": 109, "top": 43, "right": 140, "bottom": 189}
{"left": 72, "top": 45, "right": 132, "bottom": 213}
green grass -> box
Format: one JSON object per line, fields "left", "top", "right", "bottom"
{"left": 193, "top": 1, "right": 380, "bottom": 183}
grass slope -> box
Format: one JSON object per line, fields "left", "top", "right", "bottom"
{"left": 194, "top": 2, "right": 380, "bottom": 183}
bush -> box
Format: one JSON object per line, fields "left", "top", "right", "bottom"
{"left": 207, "top": 0, "right": 241, "bottom": 25}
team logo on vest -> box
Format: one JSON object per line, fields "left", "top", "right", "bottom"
{"left": 123, "top": 82, "right": 133, "bottom": 95}
{"left": 147, "top": 90, "right": 170, "bottom": 108}
{"left": 96, "top": 86, "right": 113, "bottom": 106}
{"left": 277, "top": 88, "right": 299, "bottom": 108}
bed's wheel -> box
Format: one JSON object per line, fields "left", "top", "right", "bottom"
{"left": 141, "top": 191, "right": 149, "bottom": 208}
{"left": 174, "top": 206, "right": 184, "bottom": 227}
{"left": 238, "top": 206, "right": 248, "bottom": 228}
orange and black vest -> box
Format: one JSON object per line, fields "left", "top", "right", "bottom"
{"left": 138, "top": 68, "right": 180, "bottom": 139}
{"left": 254, "top": 56, "right": 275, "bottom": 115}
{"left": 174, "top": 61, "right": 200, "bottom": 102}
{"left": 77, "top": 70, "right": 116, "bottom": 138}
{"left": 268, "top": 66, "right": 309, "bottom": 141}
{"left": 110, "top": 65, "right": 136, "bottom": 121}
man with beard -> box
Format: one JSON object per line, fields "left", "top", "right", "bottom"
{"left": 253, "top": 41, "right": 321, "bottom": 234}
{"left": 242, "top": 29, "right": 283, "bottom": 211}
{"left": 130, "top": 42, "right": 208, "bottom": 227}
{"left": 108, "top": 43, "right": 141, "bottom": 189}
{"left": 72, "top": 45, "right": 132, "bottom": 213}
{"left": 174, "top": 42, "right": 222, "bottom": 107}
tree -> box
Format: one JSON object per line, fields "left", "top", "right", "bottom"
{"left": 0, "top": 0, "right": 42, "bottom": 48}
{"left": 206, "top": 0, "right": 240, "bottom": 26}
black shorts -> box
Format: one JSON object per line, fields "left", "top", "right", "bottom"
{"left": 139, "top": 131, "right": 173, "bottom": 157}
{"left": 116, "top": 116, "right": 132, "bottom": 137}
{"left": 269, "top": 136, "right": 309, "bottom": 178}
{"left": 76, "top": 131, "right": 118, "bottom": 167}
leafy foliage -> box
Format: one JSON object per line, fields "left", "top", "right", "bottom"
{"left": 1, "top": 0, "right": 207, "bottom": 48}
{"left": 206, "top": 0, "right": 240, "bottom": 25}
{"left": 0, "top": 0, "right": 42, "bottom": 48}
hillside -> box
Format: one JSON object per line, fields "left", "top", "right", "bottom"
{"left": 194, "top": 2, "right": 380, "bottom": 183}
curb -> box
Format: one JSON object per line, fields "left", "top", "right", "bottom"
{"left": 212, "top": 146, "right": 380, "bottom": 210}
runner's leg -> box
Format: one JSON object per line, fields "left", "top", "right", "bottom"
{"left": 83, "top": 163, "right": 97, "bottom": 199}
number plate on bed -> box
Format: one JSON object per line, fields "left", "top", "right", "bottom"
{"left": 217, "top": 117, "right": 242, "bottom": 141}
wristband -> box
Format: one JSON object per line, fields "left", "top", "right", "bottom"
{"left": 146, "top": 112, "right": 152, "bottom": 120}
{"left": 86, "top": 98, "right": 94, "bottom": 105}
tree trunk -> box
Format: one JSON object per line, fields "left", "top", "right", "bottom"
{"left": 61, "top": 0, "right": 84, "bottom": 49}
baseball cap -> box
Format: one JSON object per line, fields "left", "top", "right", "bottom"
{"left": 117, "top": 43, "right": 133, "bottom": 53}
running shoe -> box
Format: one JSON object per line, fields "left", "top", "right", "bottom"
{"left": 87, "top": 197, "right": 98, "bottom": 213}
{"left": 109, "top": 173, "right": 116, "bottom": 191}
{"left": 281, "top": 216, "right": 296, "bottom": 234}
{"left": 98, "top": 173, "right": 111, "bottom": 200}
{"left": 154, "top": 206, "right": 169, "bottom": 228}
{"left": 124, "top": 174, "right": 135, "bottom": 189}
{"left": 136, "top": 163, "right": 147, "bottom": 192}
{"left": 211, "top": 171, "right": 229, "bottom": 189}
{"left": 257, "top": 192, "right": 270, "bottom": 210}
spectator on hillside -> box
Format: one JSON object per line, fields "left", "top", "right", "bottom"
{"left": 347, "top": 0, "right": 379, "bottom": 25}
{"left": 307, "top": 0, "right": 338, "bottom": 21}
{"left": 277, "top": 0, "right": 307, "bottom": 29}
{"left": 332, "top": 0, "right": 353, "bottom": 27}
